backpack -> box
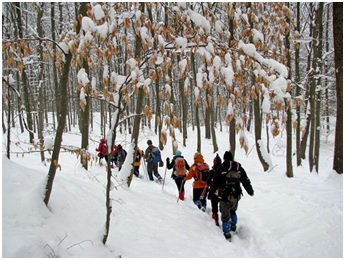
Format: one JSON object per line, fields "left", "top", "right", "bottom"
{"left": 220, "top": 163, "right": 242, "bottom": 202}
{"left": 195, "top": 162, "right": 210, "bottom": 183}
{"left": 175, "top": 157, "right": 186, "bottom": 176}
{"left": 135, "top": 149, "right": 142, "bottom": 162}
{"left": 117, "top": 149, "right": 127, "bottom": 163}
{"left": 150, "top": 147, "right": 162, "bottom": 164}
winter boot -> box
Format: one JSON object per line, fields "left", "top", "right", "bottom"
{"left": 212, "top": 213, "right": 220, "bottom": 226}
{"left": 230, "top": 213, "right": 238, "bottom": 232}
{"left": 194, "top": 200, "right": 202, "bottom": 208}
{"left": 224, "top": 233, "right": 232, "bottom": 241}
{"left": 179, "top": 192, "right": 185, "bottom": 201}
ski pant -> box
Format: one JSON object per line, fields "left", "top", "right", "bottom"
{"left": 147, "top": 162, "right": 161, "bottom": 180}
{"left": 193, "top": 187, "right": 207, "bottom": 209}
{"left": 211, "top": 195, "right": 220, "bottom": 214}
{"left": 174, "top": 176, "right": 185, "bottom": 193}
{"left": 220, "top": 200, "right": 238, "bottom": 234}
{"left": 134, "top": 165, "right": 140, "bottom": 177}
{"left": 99, "top": 154, "right": 108, "bottom": 163}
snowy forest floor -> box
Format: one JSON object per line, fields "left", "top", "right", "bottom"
{"left": 2, "top": 121, "right": 343, "bottom": 258}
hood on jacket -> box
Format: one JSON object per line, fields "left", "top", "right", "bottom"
{"left": 193, "top": 152, "right": 204, "bottom": 164}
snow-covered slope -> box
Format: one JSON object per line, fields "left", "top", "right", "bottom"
{"left": 2, "top": 124, "right": 343, "bottom": 257}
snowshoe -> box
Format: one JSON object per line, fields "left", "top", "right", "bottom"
{"left": 224, "top": 233, "right": 231, "bottom": 242}
{"left": 231, "top": 225, "right": 237, "bottom": 232}
{"left": 179, "top": 192, "right": 185, "bottom": 201}
{"left": 212, "top": 213, "right": 220, "bottom": 226}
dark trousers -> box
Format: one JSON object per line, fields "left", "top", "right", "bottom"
{"left": 193, "top": 187, "right": 207, "bottom": 208}
{"left": 211, "top": 195, "right": 220, "bottom": 214}
{"left": 147, "top": 162, "right": 161, "bottom": 180}
{"left": 134, "top": 166, "right": 140, "bottom": 177}
{"left": 174, "top": 176, "right": 185, "bottom": 193}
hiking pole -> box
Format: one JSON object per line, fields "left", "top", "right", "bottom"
{"left": 200, "top": 185, "right": 208, "bottom": 200}
{"left": 177, "top": 180, "right": 185, "bottom": 203}
{"left": 162, "top": 165, "right": 167, "bottom": 190}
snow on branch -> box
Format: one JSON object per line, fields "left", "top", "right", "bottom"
{"left": 238, "top": 40, "right": 288, "bottom": 78}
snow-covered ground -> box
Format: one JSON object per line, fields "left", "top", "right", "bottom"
{"left": 2, "top": 118, "right": 343, "bottom": 258}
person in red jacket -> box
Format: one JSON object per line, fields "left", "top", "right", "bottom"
{"left": 184, "top": 152, "right": 209, "bottom": 212}
{"left": 96, "top": 139, "right": 108, "bottom": 165}
{"left": 111, "top": 144, "right": 118, "bottom": 168}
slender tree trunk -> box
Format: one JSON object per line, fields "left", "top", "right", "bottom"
{"left": 285, "top": 3, "right": 293, "bottom": 178}
{"left": 51, "top": 2, "right": 58, "bottom": 130}
{"left": 295, "top": 2, "right": 302, "bottom": 167}
{"left": 228, "top": 3, "right": 236, "bottom": 156}
{"left": 36, "top": 3, "right": 45, "bottom": 163}
{"left": 248, "top": 2, "right": 268, "bottom": 171}
{"left": 314, "top": 3, "right": 324, "bottom": 173}
{"left": 128, "top": 3, "right": 145, "bottom": 187}
{"left": 7, "top": 85, "right": 11, "bottom": 159}
{"left": 191, "top": 51, "right": 201, "bottom": 152}
{"left": 80, "top": 62, "right": 90, "bottom": 170}
{"left": 44, "top": 3, "right": 87, "bottom": 206}
{"left": 332, "top": 2, "right": 343, "bottom": 174}
{"left": 15, "top": 2, "right": 34, "bottom": 143}
{"left": 309, "top": 4, "right": 322, "bottom": 173}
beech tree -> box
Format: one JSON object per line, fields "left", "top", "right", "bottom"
{"left": 332, "top": 3, "right": 343, "bottom": 174}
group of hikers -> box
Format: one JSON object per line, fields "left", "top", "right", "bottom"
{"left": 96, "top": 138, "right": 254, "bottom": 241}
{"left": 96, "top": 139, "right": 128, "bottom": 171}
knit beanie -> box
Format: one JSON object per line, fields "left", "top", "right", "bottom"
{"left": 213, "top": 153, "right": 222, "bottom": 167}
{"left": 223, "top": 151, "right": 233, "bottom": 161}
{"left": 175, "top": 150, "right": 182, "bottom": 156}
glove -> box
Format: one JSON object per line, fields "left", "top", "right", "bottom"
{"left": 166, "top": 157, "right": 170, "bottom": 164}
{"left": 249, "top": 191, "right": 254, "bottom": 196}
{"left": 171, "top": 174, "right": 176, "bottom": 180}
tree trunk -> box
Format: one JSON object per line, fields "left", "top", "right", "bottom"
{"left": 80, "top": 61, "right": 90, "bottom": 170}
{"left": 332, "top": 2, "right": 343, "bottom": 174}
{"left": 309, "top": 4, "right": 322, "bottom": 173}
{"left": 44, "top": 3, "right": 87, "bottom": 206}
{"left": 191, "top": 51, "right": 201, "bottom": 152}
{"left": 314, "top": 3, "right": 324, "bottom": 173}
{"left": 37, "top": 3, "right": 45, "bottom": 163}
{"left": 128, "top": 3, "right": 145, "bottom": 183}
{"left": 15, "top": 2, "right": 34, "bottom": 143}
{"left": 299, "top": 4, "right": 314, "bottom": 161}
{"left": 285, "top": 4, "right": 293, "bottom": 178}
{"left": 295, "top": 2, "right": 302, "bottom": 167}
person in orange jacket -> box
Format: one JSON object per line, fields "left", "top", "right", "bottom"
{"left": 184, "top": 152, "right": 209, "bottom": 212}
{"left": 133, "top": 146, "right": 143, "bottom": 177}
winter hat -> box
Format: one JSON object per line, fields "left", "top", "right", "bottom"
{"left": 175, "top": 150, "right": 182, "bottom": 156}
{"left": 213, "top": 153, "right": 221, "bottom": 167}
{"left": 223, "top": 151, "right": 233, "bottom": 161}
{"left": 118, "top": 144, "right": 122, "bottom": 149}
{"left": 147, "top": 140, "right": 152, "bottom": 145}
{"left": 194, "top": 152, "right": 204, "bottom": 163}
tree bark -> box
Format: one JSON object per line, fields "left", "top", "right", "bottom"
{"left": 44, "top": 3, "right": 87, "bottom": 206}
{"left": 332, "top": 2, "right": 343, "bottom": 174}
{"left": 15, "top": 2, "right": 34, "bottom": 143}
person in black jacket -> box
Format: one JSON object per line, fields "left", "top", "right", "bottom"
{"left": 166, "top": 150, "right": 190, "bottom": 200}
{"left": 207, "top": 153, "right": 222, "bottom": 226}
{"left": 116, "top": 144, "right": 127, "bottom": 171}
{"left": 211, "top": 151, "right": 254, "bottom": 241}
